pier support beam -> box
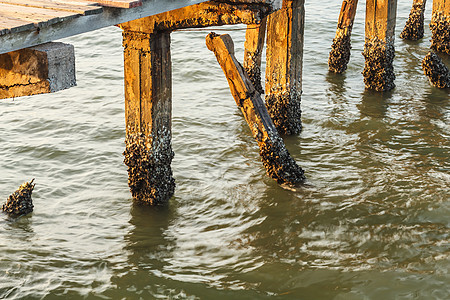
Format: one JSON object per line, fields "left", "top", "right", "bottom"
{"left": 400, "top": 0, "right": 427, "bottom": 40}
{"left": 0, "top": 42, "right": 76, "bottom": 100}
{"left": 430, "top": 0, "right": 450, "bottom": 55}
{"left": 363, "top": 0, "right": 397, "bottom": 91}
{"left": 328, "top": 0, "right": 359, "bottom": 73}
{"left": 206, "top": 33, "right": 305, "bottom": 185}
{"left": 244, "top": 18, "right": 267, "bottom": 94}
{"left": 122, "top": 24, "right": 175, "bottom": 205}
{"left": 265, "top": 0, "right": 305, "bottom": 135}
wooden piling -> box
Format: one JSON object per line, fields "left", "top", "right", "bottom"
{"left": 430, "top": 0, "right": 450, "bottom": 55}
{"left": 122, "top": 22, "right": 175, "bottom": 205}
{"left": 422, "top": 51, "right": 450, "bottom": 88}
{"left": 206, "top": 33, "right": 305, "bottom": 185}
{"left": 400, "top": 0, "right": 427, "bottom": 40}
{"left": 328, "top": 0, "right": 359, "bottom": 73}
{"left": 244, "top": 18, "right": 267, "bottom": 94}
{"left": 363, "top": 0, "right": 397, "bottom": 91}
{"left": 265, "top": 0, "right": 305, "bottom": 135}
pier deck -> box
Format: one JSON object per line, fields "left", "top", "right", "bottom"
{"left": 0, "top": 0, "right": 209, "bottom": 54}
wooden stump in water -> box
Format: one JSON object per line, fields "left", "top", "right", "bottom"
{"left": 422, "top": 51, "right": 450, "bottom": 88}
{"left": 328, "top": 0, "right": 359, "bottom": 74}
{"left": 430, "top": 0, "right": 450, "bottom": 55}
{"left": 265, "top": 0, "right": 305, "bottom": 135}
{"left": 363, "top": 0, "right": 397, "bottom": 92}
{"left": 206, "top": 33, "right": 305, "bottom": 185}
{"left": 400, "top": 0, "right": 427, "bottom": 41}
{"left": 2, "top": 179, "right": 35, "bottom": 217}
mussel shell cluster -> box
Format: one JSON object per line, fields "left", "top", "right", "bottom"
{"left": 362, "top": 37, "right": 396, "bottom": 91}
{"left": 2, "top": 179, "right": 35, "bottom": 217}
{"left": 422, "top": 51, "right": 450, "bottom": 89}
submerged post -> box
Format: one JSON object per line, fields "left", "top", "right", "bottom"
{"left": 430, "top": 0, "right": 450, "bottom": 55}
{"left": 244, "top": 18, "right": 267, "bottom": 94}
{"left": 400, "top": 0, "right": 427, "bottom": 40}
{"left": 328, "top": 0, "right": 359, "bottom": 73}
{"left": 121, "top": 21, "right": 175, "bottom": 205}
{"left": 265, "top": 0, "right": 305, "bottom": 135}
{"left": 206, "top": 33, "right": 305, "bottom": 185}
{"left": 363, "top": 0, "right": 397, "bottom": 91}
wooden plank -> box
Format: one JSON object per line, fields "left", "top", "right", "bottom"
{"left": 0, "top": 3, "right": 81, "bottom": 29}
{"left": 68, "top": 0, "right": 142, "bottom": 8}
{"left": 206, "top": 33, "right": 305, "bottom": 185}
{"left": 0, "top": 0, "right": 103, "bottom": 16}
{"left": 0, "top": 0, "right": 210, "bottom": 54}
{"left": 0, "top": 16, "right": 35, "bottom": 35}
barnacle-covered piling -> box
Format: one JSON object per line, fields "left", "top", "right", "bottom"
{"left": 363, "top": 0, "right": 397, "bottom": 91}
{"left": 2, "top": 179, "right": 35, "bottom": 217}
{"left": 421, "top": 51, "right": 450, "bottom": 88}
{"left": 328, "top": 0, "right": 359, "bottom": 73}
{"left": 206, "top": 33, "right": 305, "bottom": 185}
{"left": 430, "top": 0, "right": 450, "bottom": 55}
{"left": 265, "top": 0, "right": 305, "bottom": 135}
{"left": 400, "top": 0, "right": 426, "bottom": 41}
{"left": 362, "top": 37, "right": 396, "bottom": 91}
{"left": 244, "top": 19, "right": 267, "bottom": 94}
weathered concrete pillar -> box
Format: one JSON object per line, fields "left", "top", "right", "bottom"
{"left": 244, "top": 18, "right": 267, "bottom": 94}
{"left": 430, "top": 0, "right": 450, "bottom": 55}
{"left": 400, "top": 0, "right": 427, "bottom": 40}
{"left": 121, "top": 22, "right": 175, "bottom": 205}
{"left": 328, "top": 0, "right": 359, "bottom": 73}
{"left": 363, "top": 0, "right": 397, "bottom": 91}
{"left": 0, "top": 42, "right": 76, "bottom": 99}
{"left": 207, "top": 33, "right": 305, "bottom": 185}
{"left": 265, "top": 0, "right": 305, "bottom": 135}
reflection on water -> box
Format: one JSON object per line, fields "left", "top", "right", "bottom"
{"left": 0, "top": 0, "right": 449, "bottom": 299}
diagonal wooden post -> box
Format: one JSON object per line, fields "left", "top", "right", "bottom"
{"left": 400, "top": 0, "right": 427, "bottom": 40}
{"left": 244, "top": 18, "right": 267, "bottom": 94}
{"left": 206, "top": 33, "right": 305, "bottom": 185}
{"left": 430, "top": 0, "right": 450, "bottom": 55}
{"left": 328, "top": 0, "right": 359, "bottom": 73}
{"left": 363, "top": 0, "right": 398, "bottom": 91}
{"left": 265, "top": 0, "right": 305, "bottom": 135}
{"left": 121, "top": 22, "right": 175, "bottom": 205}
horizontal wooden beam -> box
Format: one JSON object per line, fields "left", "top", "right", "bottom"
{"left": 0, "top": 42, "right": 76, "bottom": 99}
{"left": 0, "top": 0, "right": 210, "bottom": 54}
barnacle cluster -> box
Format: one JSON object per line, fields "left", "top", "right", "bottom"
{"left": 2, "top": 179, "right": 35, "bottom": 217}
{"left": 244, "top": 56, "right": 264, "bottom": 94}
{"left": 430, "top": 13, "right": 450, "bottom": 55}
{"left": 328, "top": 32, "right": 352, "bottom": 73}
{"left": 259, "top": 132, "right": 305, "bottom": 185}
{"left": 400, "top": 2, "right": 426, "bottom": 40}
{"left": 362, "top": 37, "right": 396, "bottom": 91}
{"left": 265, "top": 90, "right": 302, "bottom": 135}
{"left": 421, "top": 51, "right": 450, "bottom": 89}
{"left": 123, "top": 129, "right": 175, "bottom": 205}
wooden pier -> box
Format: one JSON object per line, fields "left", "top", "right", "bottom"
{"left": 0, "top": 0, "right": 448, "bottom": 204}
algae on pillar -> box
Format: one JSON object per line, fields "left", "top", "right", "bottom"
{"left": 121, "top": 22, "right": 175, "bottom": 205}
{"left": 430, "top": 0, "right": 450, "bottom": 55}
{"left": 206, "top": 33, "right": 305, "bottom": 185}
{"left": 328, "top": 0, "right": 359, "bottom": 73}
{"left": 363, "top": 0, "right": 397, "bottom": 91}
{"left": 400, "top": 0, "right": 427, "bottom": 40}
{"left": 265, "top": 0, "right": 305, "bottom": 135}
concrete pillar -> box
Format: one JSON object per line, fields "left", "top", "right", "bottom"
{"left": 122, "top": 23, "right": 175, "bottom": 205}
{"left": 431, "top": 0, "right": 450, "bottom": 55}
{"left": 0, "top": 42, "right": 76, "bottom": 99}
{"left": 328, "top": 0, "right": 359, "bottom": 73}
{"left": 363, "top": 0, "right": 397, "bottom": 91}
{"left": 400, "top": 0, "right": 427, "bottom": 40}
{"left": 265, "top": 0, "right": 305, "bottom": 135}
{"left": 206, "top": 33, "right": 305, "bottom": 185}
